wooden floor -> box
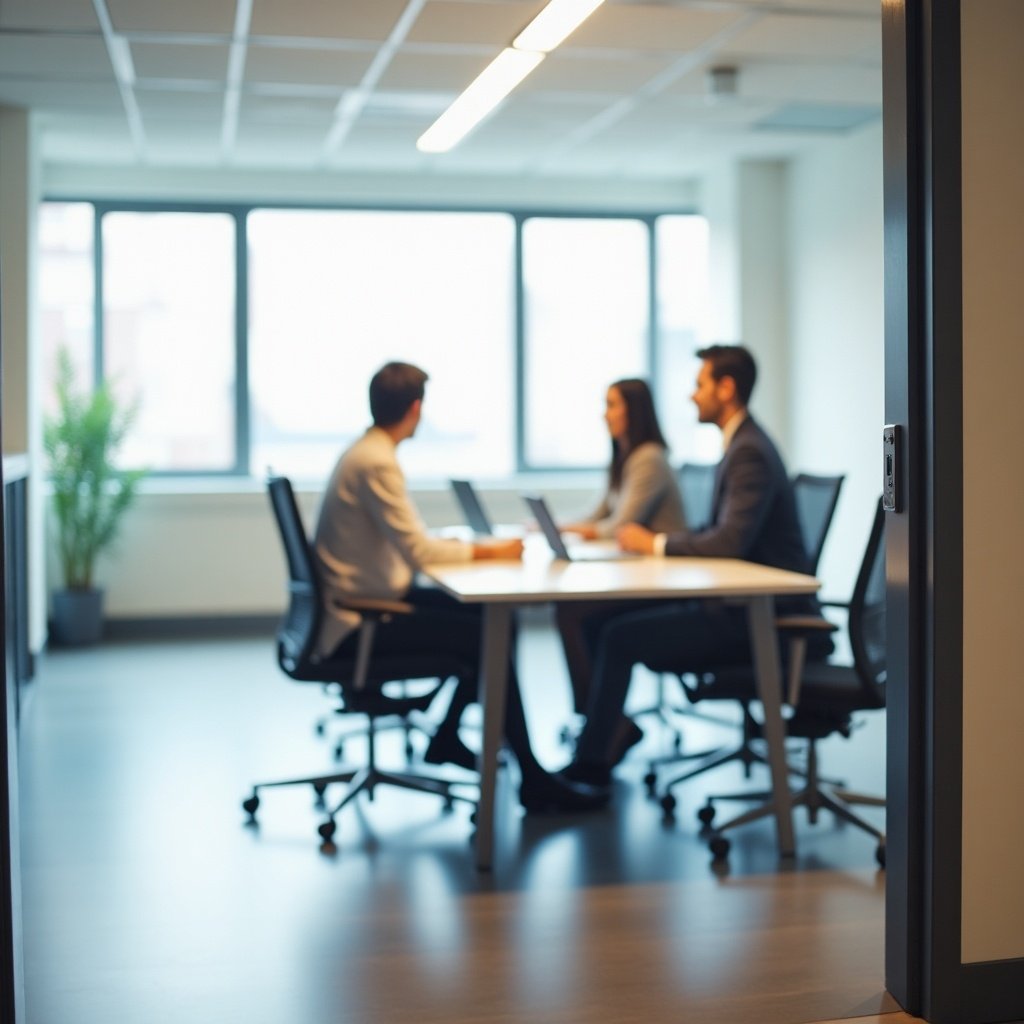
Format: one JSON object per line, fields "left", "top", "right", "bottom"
{"left": 17, "top": 624, "right": 914, "bottom": 1024}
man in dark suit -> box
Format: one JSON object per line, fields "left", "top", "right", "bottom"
{"left": 560, "top": 344, "right": 827, "bottom": 789}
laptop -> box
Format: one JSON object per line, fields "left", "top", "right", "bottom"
{"left": 523, "top": 494, "right": 640, "bottom": 562}
{"left": 450, "top": 479, "right": 495, "bottom": 536}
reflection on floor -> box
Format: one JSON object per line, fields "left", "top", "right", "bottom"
{"left": 18, "top": 625, "right": 903, "bottom": 1024}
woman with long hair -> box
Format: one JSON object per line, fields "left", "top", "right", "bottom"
{"left": 561, "top": 378, "right": 685, "bottom": 541}
{"left": 557, "top": 380, "right": 686, "bottom": 748}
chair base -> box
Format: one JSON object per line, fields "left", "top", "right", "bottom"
{"left": 242, "top": 755, "right": 478, "bottom": 852}
{"left": 689, "top": 742, "right": 886, "bottom": 868}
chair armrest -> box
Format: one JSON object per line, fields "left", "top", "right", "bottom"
{"left": 774, "top": 615, "right": 839, "bottom": 633}
{"left": 337, "top": 596, "right": 415, "bottom": 616}
{"left": 774, "top": 616, "right": 837, "bottom": 708}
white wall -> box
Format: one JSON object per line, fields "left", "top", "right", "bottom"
{"left": 1, "top": 107, "right": 48, "bottom": 651}
{"left": 785, "top": 121, "right": 884, "bottom": 600}
{"left": 62, "top": 479, "right": 598, "bottom": 619}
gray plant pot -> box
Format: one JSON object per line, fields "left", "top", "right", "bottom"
{"left": 51, "top": 588, "right": 105, "bottom": 646}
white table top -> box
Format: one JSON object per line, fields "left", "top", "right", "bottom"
{"left": 423, "top": 552, "right": 820, "bottom": 605}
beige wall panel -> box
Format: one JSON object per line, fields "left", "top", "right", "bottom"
{"left": 960, "top": 0, "right": 1024, "bottom": 965}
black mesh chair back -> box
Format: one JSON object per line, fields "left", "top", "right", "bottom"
{"left": 677, "top": 462, "right": 716, "bottom": 531}
{"left": 267, "top": 476, "right": 322, "bottom": 679}
{"left": 792, "top": 473, "right": 844, "bottom": 574}
{"left": 847, "top": 499, "right": 886, "bottom": 709}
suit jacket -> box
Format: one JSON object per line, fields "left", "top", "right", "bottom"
{"left": 312, "top": 426, "right": 472, "bottom": 655}
{"left": 665, "top": 416, "right": 811, "bottom": 580}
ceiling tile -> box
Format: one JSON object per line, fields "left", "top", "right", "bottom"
{"left": 239, "top": 92, "right": 338, "bottom": 125}
{"left": 40, "top": 119, "right": 137, "bottom": 164}
{"left": 405, "top": 1, "right": 544, "bottom": 46}
{"left": 378, "top": 51, "right": 493, "bottom": 92}
{"left": 145, "top": 127, "right": 223, "bottom": 164}
{"left": 0, "top": 0, "right": 98, "bottom": 31}
{"left": 567, "top": 4, "right": 744, "bottom": 51}
{"left": 106, "top": 0, "right": 235, "bottom": 35}
{"left": 131, "top": 42, "right": 230, "bottom": 81}
{"left": 520, "top": 51, "right": 675, "bottom": 95}
{"left": 134, "top": 88, "right": 225, "bottom": 122}
{"left": 0, "top": 79, "right": 122, "bottom": 112}
{"left": 664, "top": 61, "right": 882, "bottom": 106}
{"left": 0, "top": 35, "right": 112, "bottom": 77}
{"left": 723, "top": 12, "right": 880, "bottom": 61}
{"left": 245, "top": 44, "right": 373, "bottom": 87}
{"left": 249, "top": 0, "right": 409, "bottom": 41}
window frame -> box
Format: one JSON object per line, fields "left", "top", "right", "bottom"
{"left": 45, "top": 196, "right": 702, "bottom": 479}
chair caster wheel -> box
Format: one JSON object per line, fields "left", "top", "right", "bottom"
{"left": 242, "top": 795, "right": 259, "bottom": 819}
{"left": 313, "top": 781, "right": 327, "bottom": 808}
{"left": 660, "top": 793, "right": 677, "bottom": 816}
{"left": 697, "top": 804, "right": 716, "bottom": 827}
{"left": 709, "top": 835, "right": 730, "bottom": 860}
{"left": 643, "top": 770, "right": 657, "bottom": 795}
{"left": 709, "top": 834, "right": 730, "bottom": 860}
{"left": 315, "top": 721, "right": 325, "bottom": 737}
{"left": 318, "top": 820, "right": 336, "bottom": 843}
{"left": 876, "top": 843, "right": 886, "bottom": 868}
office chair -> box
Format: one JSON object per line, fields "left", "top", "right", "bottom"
{"left": 242, "top": 477, "right": 477, "bottom": 852}
{"left": 699, "top": 500, "right": 887, "bottom": 866}
{"left": 645, "top": 472, "right": 845, "bottom": 796}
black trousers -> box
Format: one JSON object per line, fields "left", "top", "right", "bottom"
{"left": 331, "top": 586, "right": 543, "bottom": 776}
{"left": 574, "top": 600, "right": 752, "bottom": 764}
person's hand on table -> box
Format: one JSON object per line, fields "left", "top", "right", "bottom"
{"left": 472, "top": 538, "right": 524, "bottom": 560}
{"left": 616, "top": 523, "right": 656, "bottom": 555}
{"left": 562, "top": 521, "right": 599, "bottom": 541}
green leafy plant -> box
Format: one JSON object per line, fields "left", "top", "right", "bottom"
{"left": 43, "top": 350, "right": 146, "bottom": 591}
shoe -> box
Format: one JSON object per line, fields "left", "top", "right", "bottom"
{"left": 560, "top": 760, "right": 613, "bottom": 787}
{"left": 423, "top": 730, "right": 477, "bottom": 771}
{"left": 519, "top": 772, "right": 610, "bottom": 814}
{"left": 608, "top": 716, "right": 644, "bottom": 767}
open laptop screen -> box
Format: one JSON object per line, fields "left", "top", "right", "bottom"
{"left": 450, "top": 479, "right": 494, "bottom": 536}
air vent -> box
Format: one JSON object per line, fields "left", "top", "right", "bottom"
{"left": 755, "top": 103, "right": 880, "bottom": 133}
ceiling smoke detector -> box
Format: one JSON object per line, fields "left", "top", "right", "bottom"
{"left": 706, "top": 65, "right": 739, "bottom": 99}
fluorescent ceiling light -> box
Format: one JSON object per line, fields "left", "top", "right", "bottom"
{"left": 513, "top": 0, "right": 606, "bottom": 53}
{"left": 417, "top": 48, "right": 543, "bottom": 154}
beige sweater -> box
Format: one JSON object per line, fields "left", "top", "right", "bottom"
{"left": 312, "top": 426, "right": 472, "bottom": 655}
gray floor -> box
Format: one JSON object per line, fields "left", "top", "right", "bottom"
{"left": 18, "top": 623, "right": 897, "bottom": 1024}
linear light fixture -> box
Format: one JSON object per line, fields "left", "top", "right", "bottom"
{"left": 416, "top": 48, "right": 543, "bottom": 153}
{"left": 512, "top": 0, "right": 605, "bottom": 53}
{"left": 416, "top": 0, "right": 606, "bottom": 154}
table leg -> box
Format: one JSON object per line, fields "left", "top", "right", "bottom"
{"left": 747, "top": 595, "right": 796, "bottom": 857}
{"left": 475, "top": 603, "right": 511, "bottom": 871}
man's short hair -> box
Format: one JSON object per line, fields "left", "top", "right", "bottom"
{"left": 696, "top": 344, "right": 757, "bottom": 406}
{"left": 369, "top": 362, "right": 429, "bottom": 426}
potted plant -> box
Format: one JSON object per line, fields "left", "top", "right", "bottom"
{"left": 44, "top": 350, "right": 146, "bottom": 645}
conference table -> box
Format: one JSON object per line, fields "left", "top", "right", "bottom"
{"left": 422, "top": 547, "right": 820, "bottom": 871}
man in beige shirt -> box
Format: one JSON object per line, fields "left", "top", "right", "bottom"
{"left": 314, "top": 362, "right": 604, "bottom": 814}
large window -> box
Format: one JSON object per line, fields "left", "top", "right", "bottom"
{"left": 248, "top": 210, "right": 515, "bottom": 479}
{"left": 38, "top": 202, "right": 709, "bottom": 480}
{"left": 522, "top": 218, "right": 649, "bottom": 468}
{"left": 38, "top": 202, "right": 95, "bottom": 410}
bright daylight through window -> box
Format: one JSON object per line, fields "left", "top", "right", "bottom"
{"left": 38, "top": 202, "right": 710, "bottom": 481}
